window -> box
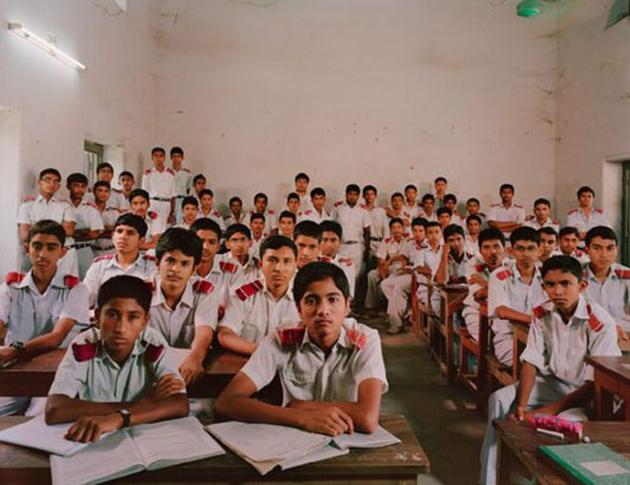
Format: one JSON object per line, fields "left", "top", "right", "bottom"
{"left": 84, "top": 141, "right": 104, "bottom": 187}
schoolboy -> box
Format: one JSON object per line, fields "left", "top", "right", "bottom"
{"left": 465, "top": 214, "right": 482, "bottom": 256}
{"left": 176, "top": 196, "right": 199, "bottom": 230}
{"left": 197, "top": 189, "right": 226, "bottom": 231}
{"left": 387, "top": 192, "right": 412, "bottom": 227}
{"left": 250, "top": 192, "right": 277, "bottom": 235}
{"left": 437, "top": 207, "right": 452, "bottom": 229}
{"left": 434, "top": 224, "right": 474, "bottom": 286}
{"left": 298, "top": 187, "right": 330, "bottom": 223}
{"left": 411, "top": 221, "right": 443, "bottom": 309}
{"left": 117, "top": 170, "right": 135, "bottom": 211}
{"left": 443, "top": 194, "right": 464, "bottom": 226}
{"left": 170, "top": 146, "right": 191, "bottom": 224}
{"left": 128, "top": 188, "right": 163, "bottom": 251}
{"left": 524, "top": 197, "right": 560, "bottom": 233}
{"left": 487, "top": 183, "right": 525, "bottom": 238}
{"left": 480, "top": 256, "right": 621, "bottom": 485}
{"left": 141, "top": 146, "right": 176, "bottom": 228}
{"left": 286, "top": 192, "right": 301, "bottom": 215}
{"left": 319, "top": 220, "right": 356, "bottom": 298}
{"left": 83, "top": 163, "right": 124, "bottom": 209}
{"left": 278, "top": 210, "right": 297, "bottom": 239}
{"left": 249, "top": 212, "right": 268, "bottom": 259}
{"left": 294, "top": 220, "right": 321, "bottom": 269}
{"left": 92, "top": 181, "right": 122, "bottom": 257}
{"left": 566, "top": 186, "right": 612, "bottom": 241}
{"left": 215, "top": 262, "right": 387, "bottom": 435}
{"left": 217, "top": 223, "right": 261, "bottom": 284}
{"left": 403, "top": 184, "right": 420, "bottom": 218}
{"left": 45, "top": 275, "right": 189, "bottom": 441}
{"left": 225, "top": 196, "right": 246, "bottom": 226}
{"left": 559, "top": 226, "right": 589, "bottom": 264}
{"left": 331, "top": 184, "right": 371, "bottom": 273}
{"left": 293, "top": 172, "right": 312, "bottom": 210}
{"left": 217, "top": 236, "right": 299, "bottom": 355}
{"left": 191, "top": 174, "right": 206, "bottom": 202}
{"left": 538, "top": 227, "right": 560, "bottom": 263}
{"left": 419, "top": 193, "right": 438, "bottom": 221}
{"left": 0, "top": 221, "right": 90, "bottom": 415}
{"left": 465, "top": 197, "right": 486, "bottom": 227}
{"left": 361, "top": 185, "right": 389, "bottom": 268}
{"left": 488, "top": 227, "right": 546, "bottom": 366}
{"left": 434, "top": 176, "right": 448, "bottom": 208}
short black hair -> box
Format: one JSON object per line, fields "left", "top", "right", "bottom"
{"left": 151, "top": 146, "right": 166, "bottom": 156}
{"left": 193, "top": 174, "right": 206, "bottom": 184}
{"left": 156, "top": 227, "right": 202, "bottom": 265}
{"left": 250, "top": 212, "right": 265, "bottom": 224}
{"left": 224, "top": 223, "right": 251, "bottom": 241}
{"left": 422, "top": 193, "right": 435, "bottom": 203}
{"left": 538, "top": 227, "right": 558, "bottom": 240}
{"left": 411, "top": 217, "right": 428, "bottom": 228}
{"left": 293, "top": 262, "right": 350, "bottom": 303}
{"left": 114, "top": 213, "right": 148, "bottom": 238}
{"left": 577, "top": 185, "right": 595, "bottom": 198}
{"left": 478, "top": 227, "right": 505, "bottom": 248}
{"left": 444, "top": 193, "right": 457, "bottom": 204}
{"left": 510, "top": 226, "right": 540, "bottom": 246}
{"left": 585, "top": 226, "right": 617, "bottom": 247}
{"left": 404, "top": 184, "right": 417, "bottom": 192}
{"left": 559, "top": 226, "right": 580, "bottom": 239}
{"left": 426, "top": 221, "right": 442, "bottom": 231}
{"left": 260, "top": 235, "right": 297, "bottom": 259}
{"left": 541, "top": 255, "right": 583, "bottom": 281}
{"left": 287, "top": 192, "right": 300, "bottom": 202}
{"left": 437, "top": 207, "right": 452, "bottom": 217}
{"left": 119, "top": 171, "right": 134, "bottom": 180}
{"left": 254, "top": 192, "right": 268, "bottom": 203}
{"left": 391, "top": 192, "right": 404, "bottom": 201}
{"left": 128, "top": 188, "right": 149, "bottom": 203}
{"left": 182, "top": 196, "right": 198, "bottom": 209}
{"left": 295, "top": 172, "right": 310, "bottom": 183}
{"left": 93, "top": 180, "right": 111, "bottom": 192}
{"left": 97, "top": 275, "right": 152, "bottom": 313}
{"left": 39, "top": 168, "right": 62, "bottom": 180}
{"left": 294, "top": 220, "right": 321, "bottom": 241}
{"left": 389, "top": 217, "right": 404, "bottom": 228}
{"left": 28, "top": 220, "right": 65, "bottom": 246}
{"left": 67, "top": 172, "right": 88, "bottom": 185}
{"left": 320, "top": 220, "right": 342, "bottom": 239}
{"left": 534, "top": 197, "right": 551, "bottom": 208}
{"left": 190, "top": 217, "right": 222, "bottom": 239}
{"left": 229, "top": 196, "right": 242, "bottom": 206}
{"left": 466, "top": 197, "right": 480, "bottom": 205}
{"left": 443, "top": 224, "right": 465, "bottom": 240}
{"left": 345, "top": 184, "right": 360, "bottom": 194}
{"left": 500, "top": 183, "right": 515, "bottom": 193}
{"left": 434, "top": 176, "right": 447, "bottom": 184}
{"left": 198, "top": 188, "right": 214, "bottom": 198}
{"left": 466, "top": 214, "right": 482, "bottom": 225}
{"left": 362, "top": 184, "right": 377, "bottom": 195}
{"left": 279, "top": 210, "right": 297, "bottom": 223}
{"left": 170, "top": 146, "right": 184, "bottom": 156}
{"left": 96, "top": 162, "right": 113, "bottom": 174}
{"left": 310, "top": 187, "right": 326, "bottom": 198}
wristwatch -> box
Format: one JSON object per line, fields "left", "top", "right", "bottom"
{"left": 9, "top": 341, "right": 25, "bottom": 353}
{"left": 117, "top": 409, "right": 131, "bottom": 428}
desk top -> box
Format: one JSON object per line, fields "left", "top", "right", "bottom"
{"left": 0, "top": 414, "right": 430, "bottom": 483}
{"left": 495, "top": 419, "right": 630, "bottom": 485}
{"left": 585, "top": 356, "right": 630, "bottom": 384}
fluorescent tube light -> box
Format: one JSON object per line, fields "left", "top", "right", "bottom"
{"left": 7, "top": 22, "right": 86, "bottom": 71}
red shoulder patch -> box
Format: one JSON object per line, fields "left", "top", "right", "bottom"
{"left": 496, "top": 269, "right": 513, "bottom": 281}
{"left": 339, "top": 257, "right": 353, "bottom": 267}
{"left": 552, "top": 219, "right": 559, "bottom": 225}
{"left": 144, "top": 280, "right": 155, "bottom": 293}
{"left": 93, "top": 253, "right": 114, "bottom": 262}
{"left": 143, "top": 342, "right": 164, "bottom": 362}
{"left": 22, "top": 195, "right": 36, "bottom": 202}
{"left": 267, "top": 209, "right": 275, "bottom": 215}
{"left": 5, "top": 272, "right": 26, "bottom": 285}
{"left": 384, "top": 236, "right": 392, "bottom": 243}
{"left": 166, "top": 168, "right": 175, "bottom": 175}
{"left": 235, "top": 280, "right": 264, "bottom": 301}
{"left": 85, "top": 201, "right": 99, "bottom": 210}
{"left": 615, "top": 269, "right": 630, "bottom": 280}
{"left": 586, "top": 304, "right": 604, "bottom": 332}
{"left": 143, "top": 253, "right": 156, "bottom": 261}
{"left": 346, "top": 328, "right": 368, "bottom": 350}
{"left": 219, "top": 261, "right": 238, "bottom": 274}
{"left": 278, "top": 327, "right": 306, "bottom": 346}
{"left": 532, "top": 305, "right": 548, "bottom": 319}
{"left": 318, "top": 255, "right": 333, "bottom": 263}
{"left": 143, "top": 168, "right": 151, "bottom": 175}
{"left": 303, "top": 209, "right": 313, "bottom": 215}
{"left": 148, "top": 211, "right": 158, "bottom": 220}
{"left": 212, "top": 210, "right": 222, "bottom": 218}
{"left": 595, "top": 208, "right": 603, "bottom": 214}
{"left": 64, "top": 275, "right": 79, "bottom": 289}
{"left": 72, "top": 342, "right": 97, "bottom": 362}
{"left": 193, "top": 279, "right": 214, "bottom": 294}
{"left": 182, "top": 168, "right": 191, "bottom": 173}
{"left": 475, "top": 264, "right": 485, "bottom": 273}
{"left": 334, "top": 200, "right": 344, "bottom": 207}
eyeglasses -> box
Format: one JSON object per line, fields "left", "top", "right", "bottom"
{"left": 40, "top": 177, "right": 61, "bottom": 185}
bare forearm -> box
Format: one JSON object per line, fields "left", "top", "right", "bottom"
{"left": 496, "top": 306, "right": 531, "bottom": 324}
{"left": 434, "top": 255, "right": 449, "bottom": 285}
{"left": 536, "top": 382, "right": 593, "bottom": 416}
{"left": 190, "top": 327, "right": 213, "bottom": 362}
{"left": 217, "top": 329, "right": 257, "bottom": 355}
{"left": 46, "top": 395, "right": 126, "bottom": 424}
{"left": 517, "top": 362, "right": 538, "bottom": 408}
{"left": 298, "top": 400, "right": 378, "bottom": 433}
{"left": 215, "top": 395, "right": 304, "bottom": 428}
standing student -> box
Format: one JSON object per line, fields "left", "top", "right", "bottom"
{"left": 403, "top": 184, "right": 420, "bottom": 219}
{"left": 433, "top": 176, "right": 448, "bottom": 208}
{"left": 293, "top": 172, "right": 312, "bottom": 211}
{"left": 294, "top": 220, "right": 321, "bottom": 269}
{"left": 538, "top": 227, "right": 560, "bottom": 264}
{"left": 298, "top": 187, "right": 330, "bottom": 223}
{"left": 387, "top": 192, "right": 412, "bottom": 228}
{"left": 215, "top": 262, "right": 387, "bottom": 435}
{"left": 361, "top": 185, "right": 388, "bottom": 270}
{"left": 286, "top": 193, "right": 301, "bottom": 215}
{"left": 331, "top": 184, "right": 371, "bottom": 274}
{"left": 319, "top": 220, "right": 356, "bottom": 298}
{"left": 465, "top": 197, "right": 486, "bottom": 227}
{"left": 92, "top": 181, "right": 122, "bottom": 257}
{"left": 437, "top": 207, "right": 452, "bottom": 229}
{"left": 116, "top": 170, "right": 135, "bottom": 211}
{"left": 128, "top": 189, "right": 164, "bottom": 251}
{"left": 249, "top": 213, "right": 268, "bottom": 260}
{"left": 176, "top": 196, "right": 199, "bottom": 230}
{"left": 480, "top": 256, "right": 620, "bottom": 485}
{"left": 190, "top": 174, "right": 206, "bottom": 202}
{"left": 170, "top": 146, "right": 192, "bottom": 224}
{"left": 217, "top": 224, "right": 260, "bottom": 284}
{"left": 197, "top": 189, "right": 226, "bottom": 231}
{"left": 524, "top": 197, "right": 560, "bottom": 233}
{"left": 277, "top": 211, "right": 297, "bottom": 239}
{"left": 419, "top": 193, "right": 438, "bottom": 222}
{"left": 45, "top": 275, "right": 189, "bottom": 441}
{"left": 0, "top": 221, "right": 90, "bottom": 415}
{"left": 224, "top": 196, "right": 246, "bottom": 226}
{"left": 566, "top": 186, "right": 611, "bottom": 241}
{"left": 443, "top": 194, "right": 464, "bottom": 227}
{"left": 217, "top": 236, "right": 299, "bottom": 356}
{"left": 558, "top": 226, "right": 589, "bottom": 264}
{"left": 465, "top": 215, "right": 482, "bottom": 256}
{"left": 487, "top": 183, "right": 525, "bottom": 239}
{"left": 83, "top": 214, "right": 156, "bottom": 307}
{"left": 83, "top": 163, "right": 125, "bottom": 210}
{"left": 250, "top": 192, "right": 277, "bottom": 235}
{"left": 142, "top": 147, "right": 176, "bottom": 228}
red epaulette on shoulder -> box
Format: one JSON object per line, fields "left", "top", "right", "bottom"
{"left": 5, "top": 272, "right": 26, "bottom": 285}
{"left": 143, "top": 253, "right": 156, "bottom": 261}
{"left": 532, "top": 305, "right": 549, "bottom": 319}
{"left": 359, "top": 203, "right": 367, "bottom": 209}
{"left": 403, "top": 232, "right": 410, "bottom": 238}
{"left": 148, "top": 211, "right": 158, "bottom": 220}
{"left": 496, "top": 269, "right": 513, "bottom": 281}
{"left": 339, "top": 257, "right": 353, "bottom": 267}
{"left": 219, "top": 261, "right": 238, "bottom": 273}
{"left": 567, "top": 208, "right": 578, "bottom": 215}
{"left": 474, "top": 264, "right": 485, "bottom": 273}
{"left": 466, "top": 252, "right": 476, "bottom": 260}
{"left": 318, "top": 256, "right": 333, "bottom": 263}
{"left": 235, "top": 280, "right": 264, "bottom": 301}
{"left": 615, "top": 269, "right": 630, "bottom": 280}
{"left": 552, "top": 219, "right": 559, "bottom": 225}
{"left": 514, "top": 204, "right": 523, "bottom": 209}
{"left": 144, "top": 280, "right": 155, "bottom": 293}
{"left": 193, "top": 279, "right": 214, "bottom": 294}
{"left": 72, "top": 342, "right": 97, "bottom": 362}
{"left": 384, "top": 236, "right": 392, "bottom": 243}
{"left": 267, "top": 209, "right": 275, "bottom": 215}
{"left": 166, "top": 168, "right": 174, "bottom": 175}
{"left": 142, "top": 341, "right": 164, "bottom": 362}
{"left": 64, "top": 275, "right": 79, "bottom": 289}
{"left": 143, "top": 168, "right": 151, "bottom": 175}
{"left": 212, "top": 210, "right": 222, "bottom": 218}
{"left": 182, "top": 168, "right": 191, "bottom": 173}
{"left": 278, "top": 327, "right": 306, "bottom": 346}
{"left": 85, "top": 201, "right": 99, "bottom": 209}
{"left": 334, "top": 200, "right": 344, "bottom": 207}
{"left": 94, "top": 253, "right": 114, "bottom": 263}
{"left": 21, "top": 195, "right": 36, "bottom": 203}
{"left": 303, "top": 209, "right": 313, "bottom": 215}
{"left": 525, "top": 215, "right": 534, "bottom": 221}
{"left": 346, "top": 328, "right": 368, "bottom": 350}
{"left": 586, "top": 304, "right": 604, "bottom": 332}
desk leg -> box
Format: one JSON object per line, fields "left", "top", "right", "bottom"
{"left": 497, "top": 434, "right": 513, "bottom": 485}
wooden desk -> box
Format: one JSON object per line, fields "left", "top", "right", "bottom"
{"left": 495, "top": 419, "right": 630, "bottom": 485}
{"left": 439, "top": 285, "right": 468, "bottom": 385}
{"left": 585, "top": 355, "right": 630, "bottom": 420}
{"left": 0, "top": 414, "right": 430, "bottom": 484}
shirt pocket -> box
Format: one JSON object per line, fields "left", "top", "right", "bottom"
{"left": 282, "top": 368, "right": 315, "bottom": 401}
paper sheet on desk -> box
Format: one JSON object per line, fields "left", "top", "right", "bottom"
{"left": 332, "top": 425, "right": 401, "bottom": 449}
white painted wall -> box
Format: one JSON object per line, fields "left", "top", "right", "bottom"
{"left": 0, "top": 107, "right": 21, "bottom": 278}
{"left": 153, "top": 0, "right": 558, "bottom": 213}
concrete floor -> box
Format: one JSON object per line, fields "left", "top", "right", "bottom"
{"left": 366, "top": 315, "right": 486, "bottom": 485}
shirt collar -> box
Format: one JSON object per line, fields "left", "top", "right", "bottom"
{"left": 97, "top": 329, "right": 149, "bottom": 364}
{"left": 19, "top": 270, "right": 64, "bottom": 293}
{"left": 151, "top": 277, "right": 195, "bottom": 309}
{"left": 261, "top": 275, "right": 294, "bottom": 302}
{"left": 298, "top": 318, "right": 355, "bottom": 351}
{"left": 36, "top": 194, "right": 57, "bottom": 203}
{"left": 108, "top": 253, "right": 142, "bottom": 270}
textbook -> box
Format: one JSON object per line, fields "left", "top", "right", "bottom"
{"left": 539, "top": 442, "right": 630, "bottom": 484}
{"left": 50, "top": 416, "right": 225, "bottom": 485}
{"left": 206, "top": 421, "right": 400, "bottom": 475}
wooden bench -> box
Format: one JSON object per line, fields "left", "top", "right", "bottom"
{"left": 458, "top": 305, "right": 490, "bottom": 410}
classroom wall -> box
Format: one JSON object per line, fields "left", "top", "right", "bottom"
{"left": 555, "top": 3, "right": 630, "bottom": 229}
{"left": 153, "top": 0, "right": 559, "bottom": 212}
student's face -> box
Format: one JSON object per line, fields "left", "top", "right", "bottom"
{"left": 226, "top": 232, "right": 251, "bottom": 258}
{"left": 435, "top": 181, "right": 447, "bottom": 194}
{"left": 200, "top": 195, "right": 213, "bottom": 210}
{"left": 390, "top": 222, "right": 404, "bottom": 239}
{"left": 405, "top": 188, "right": 417, "bottom": 202}
{"left": 423, "top": 198, "right": 434, "bottom": 213}
{"left": 295, "top": 178, "right": 309, "bottom": 192}
{"left": 158, "top": 249, "right": 196, "bottom": 294}
{"left": 447, "top": 234, "right": 465, "bottom": 254}
{"left": 68, "top": 181, "right": 87, "bottom": 199}
{"left": 412, "top": 225, "right": 426, "bottom": 242}
{"left": 346, "top": 191, "right": 359, "bottom": 205}
{"left": 467, "top": 220, "right": 481, "bottom": 236}
{"left": 391, "top": 196, "right": 403, "bottom": 210}
{"left": 299, "top": 277, "right": 350, "bottom": 344}
{"left": 295, "top": 235, "right": 320, "bottom": 269}
{"left": 261, "top": 247, "right": 297, "bottom": 290}
{"left": 438, "top": 214, "right": 451, "bottom": 228}
{"left": 195, "top": 229, "right": 220, "bottom": 263}
{"left": 500, "top": 188, "right": 514, "bottom": 204}
{"left": 559, "top": 234, "right": 579, "bottom": 255}
{"left": 320, "top": 231, "right": 341, "bottom": 257}
{"left": 579, "top": 191, "right": 594, "bottom": 208}
{"left": 444, "top": 199, "right": 456, "bottom": 211}
{"left": 542, "top": 270, "right": 585, "bottom": 312}
{"left": 467, "top": 201, "right": 479, "bottom": 215}
{"left": 287, "top": 198, "right": 300, "bottom": 213}
{"left": 279, "top": 218, "right": 295, "bottom": 237}
{"left": 152, "top": 151, "right": 166, "bottom": 166}
{"left": 312, "top": 194, "right": 326, "bottom": 211}
{"left": 193, "top": 179, "right": 206, "bottom": 193}
{"left": 363, "top": 190, "right": 377, "bottom": 205}
{"left": 230, "top": 201, "right": 242, "bottom": 214}
{"left": 539, "top": 234, "right": 558, "bottom": 259}
{"left": 427, "top": 226, "right": 442, "bottom": 244}
{"left": 511, "top": 239, "right": 539, "bottom": 268}
{"left": 28, "top": 234, "right": 65, "bottom": 275}
{"left": 119, "top": 175, "right": 134, "bottom": 192}
{"left": 97, "top": 298, "right": 148, "bottom": 360}
{"left": 534, "top": 203, "right": 550, "bottom": 221}
{"left": 112, "top": 225, "right": 141, "bottom": 253}
{"left": 94, "top": 186, "right": 110, "bottom": 203}
{"left": 130, "top": 196, "right": 149, "bottom": 217}
{"left": 254, "top": 197, "right": 267, "bottom": 212}
{"left": 171, "top": 153, "right": 183, "bottom": 168}
{"left": 480, "top": 239, "right": 504, "bottom": 270}
{"left": 587, "top": 236, "right": 617, "bottom": 271}
{"left": 98, "top": 167, "right": 114, "bottom": 183}
{"left": 250, "top": 219, "right": 264, "bottom": 236}
{"left": 182, "top": 204, "right": 198, "bottom": 223}
{"left": 37, "top": 174, "right": 61, "bottom": 196}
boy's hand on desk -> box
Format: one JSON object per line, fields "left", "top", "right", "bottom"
{"left": 0, "top": 346, "right": 18, "bottom": 366}
{"left": 299, "top": 407, "right": 354, "bottom": 437}
{"left": 179, "top": 356, "right": 204, "bottom": 384}
{"left": 616, "top": 325, "right": 630, "bottom": 342}
{"left": 509, "top": 405, "right": 531, "bottom": 422}
{"left": 65, "top": 414, "right": 123, "bottom": 443}
{"left": 149, "top": 373, "right": 185, "bottom": 400}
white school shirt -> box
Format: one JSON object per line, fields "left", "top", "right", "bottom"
{"left": 297, "top": 208, "right": 330, "bottom": 224}
{"left": 173, "top": 168, "right": 191, "bottom": 197}
{"left": 242, "top": 318, "right": 388, "bottom": 405}
{"left": 376, "top": 236, "right": 407, "bottom": 275}
{"left": 462, "top": 256, "right": 493, "bottom": 316}
{"left": 418, "top": 208, "right": 438, "bottom": 222}
{"left": 297, "top": 193, "right": 313, "bottom": 211}
{"left": 521, "top": 297, "right": 620, "bottom": 387}
{"left": 523, "top": 216, "right": 560, "bottom": 233}
{"left": 215, "top": 253, "right": 261, "bottom": 286}
{"left": 487, "top": 202, "right": 526, "bottom": 236}
{"left": 193, "top": 257, "right": 240, "bottom": 309}
{"left": 248, "top": 209, "right": 277, "bottom": 234}
{"left": 318, "top": 254, "right": 356, "bottom": 297}
{"left": 401, "top": 238, "right": 428, "bottom": 266}
{"left": 583, "top": 263, "right": 630, "bottom": 330}
{"left": 70, "top": 201, "right": 104, "bottom": 240}
{"left": 224, "top": 213, "right": 248, "bottom": 226}
{"left": 566, "top": 208, "right": 611, "bottom": 234}
{"left": 93, "top": 205, "right": 122, "bottom": 251}
{"left": 331, "top": 201, "right": 370, "bottom": 243}
{"left": 464, "top": 236, "right": 481, "bottom": 257}
{"left": 17, "top": 194, "right": 76, "bottom": 227}
{"left": 363, "top": 205, "right": 389, "bottom": 257}
{"left": 403, "top": 203, "right": 420, "bottom": 219}
{"left": 249, "top": 233, "right": 268, "bottom": 259}
{"left": 197, "top": 208, "right": 227, "bottom": 231}
{"left": 141, "top": 167, "right": 176, "bottom": 200}
{"left": 110, "top": 189, "right": 129, "bottom": 211}
{"left": 388, "top": 208, "right": 413, "bottom": 228}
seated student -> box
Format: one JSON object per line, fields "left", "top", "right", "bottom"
{"left": 215, "top": 262, "right": 387, "bottom": 435}
{"left": 190, "top": 174, "right": 206, "bottom": 203}
{"left": 197, "top": 189, "right": 226, "bottom": 231}
{"left": 524, "top": 197, "right": 560, "bottom": 233}
{"left": 538, "top": 227, "right": 560, "bottom": 264}
{"left": 487, "top": 183, "right": 525, "bottom": 239}
{"left": 361, "top": 185, "right": 389, "bottom": 270}
{"left": 419, "top": 193, "right": 437, "bottom": 222}
{"left": 150, "top": 229, "right": 218, "bottom": 384}
{"left": 434, "top": 224, "right": 474, "bottom": 286}
{"left": 382, "top": 217, "right": 428, "bottom": 334}
{"left": 128, "top": 189, "right": 164, "bottom": 251}
{"left": 293, "top": 172, "right": 313, "bottom": 211}
{"left": 558, "top": 226, "right": 589, "bottom": 263}
{"left": 298, "top": 187, "right": 330, "bottom": 223}
{"left": 465, "top": 197, "right": 486, "bottom": 228}
{"left": 319, "top": 221, "right": 356, "bottom": 297}
{"left": 250, "top": 192, "right": 277, "bottom": 235}
{"left": 365, "top": 218, "right": 407, "bottom": 311}
{"left": 465, "top": 214, "right": 482, "bottom": 256}
{"left": 0, "top": 220, "right": 90, "bottom": 416}
{"left": 92, "top": 181, "right": 122, "bottom": 257}
{"left": 45, "top": 275, "right": 189, "bottom": 440}
{"left": 82, "top": 163, "right": 121, "bottom": 208}
{"left": 402, "top": 184, "right": 420, "bottom": 219}
{"left": 249, "top": 213, "right": 268, "bottom": 259}
{"left": 225, "top": 196, "right": 246, "bottom": 226}
{"left": 175, "top": 196, "right": 199, "bottom": 230}
{"left": 116, "top": 170, "right": 135, "bottom": 211}
{"left": 278, "top": 210, "right": 297, "bottom": 239}
{"left": 566, "top": 186, "right": 612, "bottom": 241}
{"left": 443, "top": 194, "right": 465, "bottom": 227}
{"left": 67, "top": 173, "right": 105, "bottom": 279}
{"left": 217, "top": 224, "right": 261, "bottom": 284}
{"left": 488, "top": 227, "right": 546, "bottom": 367}
{"left": 461, "top": 228, "right": 506, "bottom": 343}
{"left": 217, "top": 236, "right": 299, "bottom": 356}
{"left": 480, "top": 256, "right": 621, "bottom": 485}
{"left": 414, "top": 221, "right": 444, "bottom": 301}
{"left": 433, "top": 176, "right": 448, "bottom": 208}
{"left": 286, "top": 192, "right": 301, "bottom": 215}
{"left": 583, "top": 226, "right": 630, "bottom": 339}
{"left": 84, "top": 214, "right": 156, "bottom": 307}
{"left": 294, "top": 220, "right": 321, "bottom": 269}
{"left": 386, "top": 192, "right": 412, "bottom": 227}
{"left": 437, "top": 207, "right": 452, "bottom": 229}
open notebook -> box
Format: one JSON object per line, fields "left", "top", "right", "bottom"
{"left": 206, "top": 421, "right": 401, "bottom": 475}
{"left": 50, "top": 416, "right": 225, "bottom": 485}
